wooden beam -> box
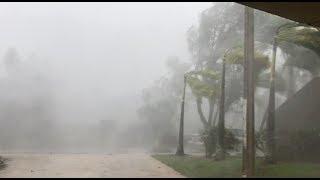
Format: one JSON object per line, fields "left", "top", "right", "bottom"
{"left": 239, "top": 2, "right": 320, "bottom": 27}
{"left": 243, "top": 6, "right": 255, "bottom": 177}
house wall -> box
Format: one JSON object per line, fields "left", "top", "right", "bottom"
{"left": 275, "top": 77, "right": 320, "bottom": 162}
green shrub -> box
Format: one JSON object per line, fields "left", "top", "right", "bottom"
{"left": 200, "top": 127, "right": 240, "bottom": 158}
{"left": 200, "top": 127, "right": 218, "bottom": 158}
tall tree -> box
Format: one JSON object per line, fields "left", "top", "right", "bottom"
{"left": 176, "top": 75, "right": 187, "bottom": 156}
{"left": 265, "top": 38, "right": 277, "bottom": 164}
{"left": 186, "top": 3, "right": 244, "bottom": 141}
{"left": 137, "top": 57, "right": 190, "bottom": 152}
{"left": 216, "top": 54, "right": 226, "bottom": 160}
{"left": 264, "top": 23, "right": 320, "bottom": 163}
{"left": 185, "top": 68, "right": 220, "bottom": 157}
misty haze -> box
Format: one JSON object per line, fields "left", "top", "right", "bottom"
{"left": 0, "top": 2, "right": 320, "bottom": 178}
{"left": 0, "top": 2, "right": 210, "bottom": 154}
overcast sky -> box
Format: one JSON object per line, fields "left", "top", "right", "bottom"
{"left": 0, "top": 2, "right": 212, "bottom": 124}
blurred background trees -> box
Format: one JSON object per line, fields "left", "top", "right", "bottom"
{"left": 137, "top": 2, "right": 320, "bottom": 163}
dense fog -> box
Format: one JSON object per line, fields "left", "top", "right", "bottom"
{"left": 0, "top": 2, "right": 212, "bottom": 153}
{"left": 0, "top": 2, "right": 317, "bottom": 156}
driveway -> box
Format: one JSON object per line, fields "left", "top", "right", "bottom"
{"left": 0, "top": 153, "right": 184, "bottom": 178}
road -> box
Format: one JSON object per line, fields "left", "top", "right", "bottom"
{"left": 0, "top": 153, "right": 184, "bottom": 178}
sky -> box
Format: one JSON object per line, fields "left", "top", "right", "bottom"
{"left": 0, "top": 2, "right": 212, "bottom": 124}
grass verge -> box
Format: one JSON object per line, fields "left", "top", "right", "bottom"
{"left": 152, "top": 154, "right": 320, "bottom": 178}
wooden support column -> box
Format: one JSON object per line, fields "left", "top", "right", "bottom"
{"left": 243, "top": 6, "right": 255, "bottom": 177}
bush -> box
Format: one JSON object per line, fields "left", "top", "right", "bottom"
{"left": 256, "top": 130, "right": 267, "bottom": 153}
{"left": 200, "top": 127, "right": 240, "bottom": 158}
{"left": 200, "top": 127, "right": 218, "bottom": 158}
{"left": 224, "top": 129, "right": 240, "bottom": 151}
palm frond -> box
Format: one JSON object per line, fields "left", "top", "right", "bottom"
{"left": 224, "top": 46, "right": 270, "bottom": 76}
{"left": 185, "top": 68, "right": 220, "bottom": 99}
{"left": 277, "top": 26, "right": 320, "bottom": 57}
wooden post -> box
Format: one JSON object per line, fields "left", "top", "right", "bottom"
{"left": 243, "top": 6, "right": 255, "bottom": 177}
{"left": 176, "top": 75, "right": 187, "bottom": 156}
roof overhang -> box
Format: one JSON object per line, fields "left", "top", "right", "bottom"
{"left": 239, "top": 2, "right": 320, "bottom": 27}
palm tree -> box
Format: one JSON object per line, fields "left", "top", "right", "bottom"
{"left": 264, "top": 23, "right": 290, "bottom": 164}
{"left": 216, "top": 53, "right": 227, "bottom": 160}
{"left": 176, "top": 75, "right": 187, "bottom": 156}
{"left": 264, "top": 23, "right": 320, "bottom": 164}
{"left": 277, "top": 24, "right": 320, "bottom": 57}
{"left": 223, "top": 46, "right": 269, "bottom": 160}
{"left": 185, "top": 68, "right": 220, "bottom": 158}
{"left": 184, "top": 46, "right": 269, "bottom": 159}
{"left": 265, "top": 38, "right": 277, "bottom": 164}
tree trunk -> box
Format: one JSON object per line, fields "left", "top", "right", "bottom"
{"left": 213, "top": 104, "right": 219, "bottom": 126}
{"left": 176, "top": 76, "right": 187, "bottom": 156}
{"left": 208, "top": 98, "right": 215, "bottom": 126}
{"left": 216, "top": 56, "right": 226, "bottom": 160}
{"left": 265, "top": 39, "right": 277, "bottom": 164}
{"left": 259, "top": 106, "right": 268, "bottom": 132}
{"left": 196, "top": 98, "right": 209, "bottom": 127}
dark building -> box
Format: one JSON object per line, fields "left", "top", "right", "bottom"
{"left": 275, "top": 77, "right": 320, "bottom": 162}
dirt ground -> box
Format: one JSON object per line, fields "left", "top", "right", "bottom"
{"left": 0, "top": 153, "right": 184, "bottom": 178}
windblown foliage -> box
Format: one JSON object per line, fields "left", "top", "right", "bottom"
{"left": 185, "top": 68, "right": 220, "bottom": 98}
{"left": 224, "top": 46, "right": 270, "bottom": 83}
{"left": 276, "top": 24, "right": 320, "bottom": 75}
{"left": 277, "top": 26, "right": 320, "bottom": 57}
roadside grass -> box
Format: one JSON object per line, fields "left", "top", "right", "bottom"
{"left": 152, "top": 154, "right": 242, "bottom": 178}
{"left": 152, "top": 154, "right": 320, "bottom": 178}
{"left": 256, "top": 162, "right": 320, "bottom": 178}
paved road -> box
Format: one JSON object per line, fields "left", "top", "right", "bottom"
{"left": 0, "top": 153, "right": 184, "bottom": 178}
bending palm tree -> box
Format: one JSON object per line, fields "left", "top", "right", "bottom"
{"left": 264, "top": 22, "right": 320, "bottom": 163}
{"left": 176, "top": 75, "right": 187, "bottom": 156}
{"left": 216, "top": 54, "right": 226, "bottom": 160}
{"left": 265, "top": 38, "right": 277, "bottom": 164}
{"left": 186, "top": 68, "right": 220, "bottom": 158}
